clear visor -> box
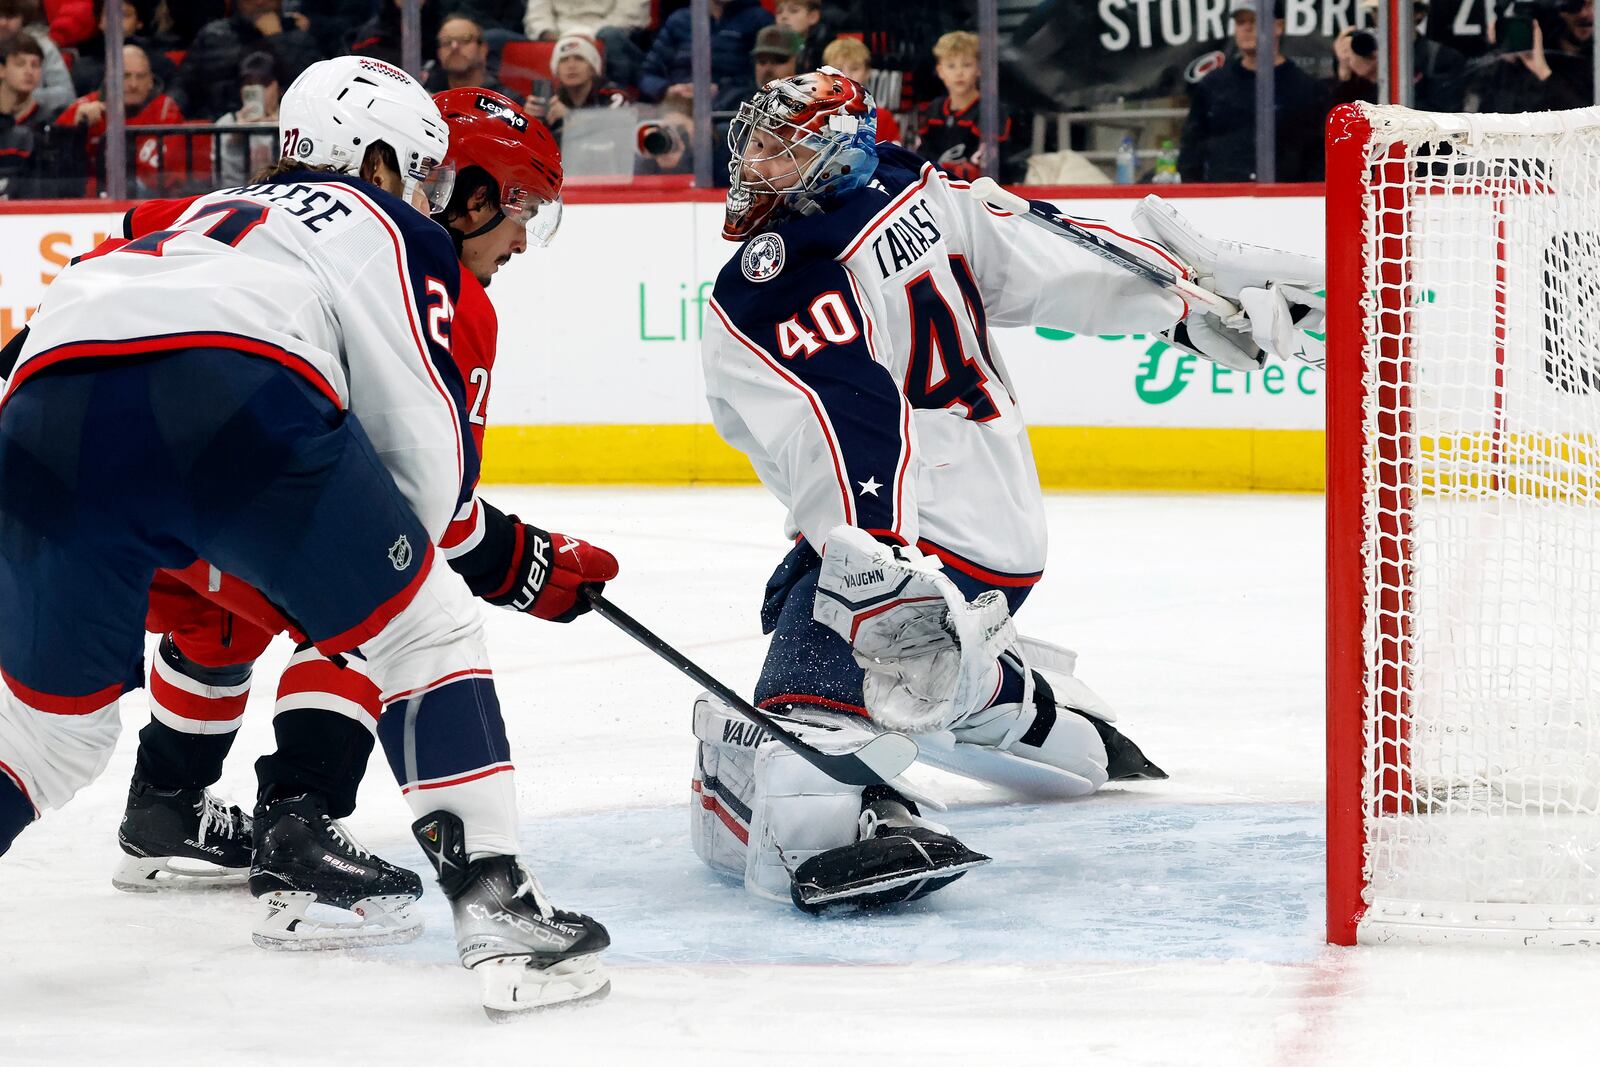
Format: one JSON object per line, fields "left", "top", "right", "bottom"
{"left": 501, "top": 185, "right": 564, "bottom": 247}
{"left": 419, "top": 160, "right": 457, "bottom": 215}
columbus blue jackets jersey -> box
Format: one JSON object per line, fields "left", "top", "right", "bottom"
{"left": 5, "top": 172, "right": 472, "bottom": 543}
{"left": 703, "top": 146, "right": 1188, "bottom": 586}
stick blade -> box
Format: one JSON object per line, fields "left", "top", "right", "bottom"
{"left": 855, "top": 731, "right": 920, "bottom": 781}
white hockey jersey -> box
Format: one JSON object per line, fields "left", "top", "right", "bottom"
{"left": 703, "top": 145, "right": 1187, "bottom": 586}
{"left": 4, "top": 174, "right": 472, "bottom": 543}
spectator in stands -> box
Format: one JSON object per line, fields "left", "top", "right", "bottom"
{"left": 633, "top": 92, "right": 694, "bottom": 176}
{"left": 831, "top": 0, "right": 971, "bottom": 101}
{"left": 349, "top": 0, "right": 443, "bottom": 69}
{"left": 424, "top": 12, "right": 506, "bottom": 94}
{"left": 213, "top": 49, "right": 281, "bottom": 186}
{"left": 912, "top": 30, "right": 1023, "bottom": 183}
{"left": 1466, "top": 2, "right": 1594, "bottom": 113}
{"left": 774, "top": 0, "right": 831, "bottom": 71}
{"left": 1178, "top": 0, "right": 1324, "bottom": 183}
{"left": 1327, "top": 26, "right": 1377, "bottom": 108}
{"left": 747, "top": 25, "right": 799, "bottom": 92}
{"left": 638, "top": 0, "right": 771, "bottom": 104}
{"left": 56, "top": 42, "right": 199, "bottom": 196}
{"left": 524, "top": 31, "right": 628, "bottom": 139}
{"left": 821, "top": 34, "right": 899, "bottom": 143}
{"left": 0, "top": 33, "right": 51, "bottom": 197}
{"left": 0, "top": 0, "right": 72, "bottom": 112}
{"left": 163, "top": 1, "right": 228, "bottom": 47}
{"left": 178, "top": 0, "right": 322, "bottom": 120}
{"left": 522, "top": 1, "right": 651, "bottom": 91}
{"left": 70, "top": 0, "right": 178, "bottom": 99}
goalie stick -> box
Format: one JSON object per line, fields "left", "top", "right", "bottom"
{"left": 583, "top": 590, "right": 919, "bottom": 787}
{"left": 966, "top": 177, "right": 1242, "bottom": 320}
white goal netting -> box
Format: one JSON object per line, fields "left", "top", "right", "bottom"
{"left": 1353, "top": 105, "right": 1600, "bottom": 943}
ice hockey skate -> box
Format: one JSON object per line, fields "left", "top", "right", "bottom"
{"left": 249, "top": 793, "right": 423, "bottom": 951}
{"left": 790, "top": 793, "right": 990, "bottom": 913}
{"left": 113, "top": 780, "right": 253, "bottom": 892}
{"left": 413, "top": 811, "right": 611, "bottom": 1020}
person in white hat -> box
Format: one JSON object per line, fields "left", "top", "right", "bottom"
{"left": 524, "top": 31, "right": 630, "bottom": 136}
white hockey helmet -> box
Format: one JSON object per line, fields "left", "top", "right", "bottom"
{"left": 278, "top": 56, "right": 454, "bottom": 212}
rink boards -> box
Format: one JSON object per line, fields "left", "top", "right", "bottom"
{"left": 0, "top": 188, "right": 1325, "bottom": 491}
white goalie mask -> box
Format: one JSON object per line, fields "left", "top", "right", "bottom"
{"left": 277, "top": 56, "right": 454, "bottom": 213}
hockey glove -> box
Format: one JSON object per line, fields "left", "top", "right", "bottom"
{"left": 449, "top": 500, "right": 619, "bottom": 623}
{"left": 1132, "top": 195, "right": 1326, "bottom": 370}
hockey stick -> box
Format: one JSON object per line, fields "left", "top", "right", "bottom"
{"left": 583, "top": 590, "right": 919, "bottom": 787}
{"left": 966, "top": 177, "right": 1241, "bottom": 320}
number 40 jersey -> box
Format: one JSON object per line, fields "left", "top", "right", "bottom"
{"left": 6, "top": 172, "right": 473, "bottom": 545}
{"left": 703, "top": 144, "right": 1188, "bottom": 588}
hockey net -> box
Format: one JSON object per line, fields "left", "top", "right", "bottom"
{"left": 1326, "top": 103, "right": 1600, "bottom": 946}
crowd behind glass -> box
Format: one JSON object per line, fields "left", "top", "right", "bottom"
{"left": 0, "top": 0, "right": 1590, "bottom": 200}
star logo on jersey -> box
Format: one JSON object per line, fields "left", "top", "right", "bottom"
{"left": 857, "top": 476, "right": 882, "bottom": 497}
{"left": 388, "top": 534, "right": 413, "bottom": 571}
{"left": 741, "top": 232, "right": 785, "bottom": 283}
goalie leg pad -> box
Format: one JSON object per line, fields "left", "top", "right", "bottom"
{"left": 691, "top": 693, "right": 886, "bottom": 904}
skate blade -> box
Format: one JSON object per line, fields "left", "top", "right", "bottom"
{"left": 796, "top": 855, "right": 992, "bottom": 907}
{"left": 112, "top": 854, "right": 249, "bottom": 894}
{"left": 478, "top": 954, "right": 611, "bottom": 1020}
{"left": 251, "top": 891, "right": 423, "bottom": 951}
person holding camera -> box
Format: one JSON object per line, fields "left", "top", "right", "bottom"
{"left": 1465, "top": 1, "right": 1593, "bottom": 112}
{"left": 213, "top": 50, "right": 283, "bottom": 187}
{"left": 523, "top": 31, "right": 628, "bottom": 141}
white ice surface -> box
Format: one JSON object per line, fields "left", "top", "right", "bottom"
{"left": 4, "top": 487, "right": 1600, "bottom": 1064}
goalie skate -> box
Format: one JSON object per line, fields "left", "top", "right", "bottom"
{"left": 112, "top": 781, "right": 252, "bottom": 893}
{"left": 413, "top": 810, "right": 611, "bottom": 1020}
{"left": 249, "top": 793, "right": 423, "bottom": 951}
{"left": 790, "top": 797, "right": 990, "bottom": 912}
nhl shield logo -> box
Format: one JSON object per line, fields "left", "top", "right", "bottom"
{"left": 388, "top": 534, "right": 413, "bottom": 571}
{"left": 741, "top": 233, "right": 785, "bottom": 283}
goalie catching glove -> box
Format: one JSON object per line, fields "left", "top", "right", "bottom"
{"left": 448, "top": 499, "right": 618, "bottom": 622}
{"left": 1132, "top": 194, "right": 1326, "bottom": 372}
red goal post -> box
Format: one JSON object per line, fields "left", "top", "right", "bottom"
{"left": 1326, "top": 102, "right": 1600, "bottom": 946}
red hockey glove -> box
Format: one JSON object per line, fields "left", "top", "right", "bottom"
{"left": 482, "top": 520, "right": 619, "bottom": 623}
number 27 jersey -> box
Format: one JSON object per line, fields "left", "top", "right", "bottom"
{"left": 7, "top": 173, "right": 473, "bottom": 544}
{"left": 703, "top": 145, "right": 1187, "bottom": 585}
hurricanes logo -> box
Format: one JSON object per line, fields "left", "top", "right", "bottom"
{"left": 388, "top": 534, "right": 414, "bottom": 571}
{"left": 1134, "top": 342, "right": 1196, "bottom": 405}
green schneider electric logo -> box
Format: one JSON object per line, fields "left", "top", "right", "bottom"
{"left": 1036, "top": 323, "right": 1324, "bottom": 405}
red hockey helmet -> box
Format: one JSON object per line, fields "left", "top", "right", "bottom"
{"left": 431, "top": 88, "right": 565, "bottom": 246}
{"left": 724, "top": 67, "right": 879, "bottom": 241}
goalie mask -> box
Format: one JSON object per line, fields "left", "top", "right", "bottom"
{"left": 433, "top": 88, "right": 565, "bottom": 246}
{"left": 724, "top": 67, "right": 879, "bottom": 241}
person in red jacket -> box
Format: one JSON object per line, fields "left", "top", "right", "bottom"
{"left": 112, "top": 90, "right": 597, "bottom": 963}
{"left": 55, "top": 41, "right": 206, "bottom": 195}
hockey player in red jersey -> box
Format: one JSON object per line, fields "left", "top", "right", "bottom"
{"left": 692, "top": 69, "right": 1324, "bottom": 911}
{"left": 0, "top": 61, "right": 611, "bottom": 1015}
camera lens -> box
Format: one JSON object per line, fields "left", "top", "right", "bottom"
{"left": 1351, "top": 28, "right": 1378, "bottom": 58}
{"left": 640, "top": 126, "right": 673, "bottom": 156}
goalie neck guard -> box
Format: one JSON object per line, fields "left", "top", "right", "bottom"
{"left": 724, "top": 67, "right": 879, "bottom": 242}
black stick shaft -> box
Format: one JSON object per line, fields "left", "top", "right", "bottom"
{"left": 583, "top": 590, "right": 899, "bottom": 787}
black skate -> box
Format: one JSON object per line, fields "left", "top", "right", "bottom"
{"left": 790, "top": 794, "right": 991, "bottom": 914}
{"left": 413, "top": 811, "right": 611, "bottom": 1020}
{"left": 113, "top": 780, "right": 252, "bottom": 892}
{"left": 249, "top": 793, "right": 423, "bottom": 951}
{"left": 1086, "top": 716, "right": 1169, "bottom": 782}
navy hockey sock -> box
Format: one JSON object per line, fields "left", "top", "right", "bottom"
{"left": 134, "top": 718, "right": 240, "bottom": 792}
{"left": 255, "top": 709, "right": 375, "bottom": 820}
{"left": 0, "top": 774, "right": 34, "bottom": 855}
